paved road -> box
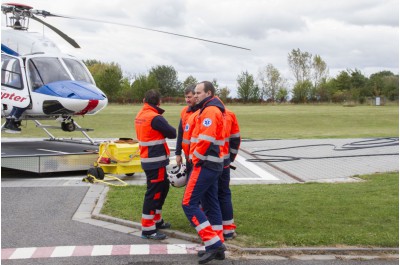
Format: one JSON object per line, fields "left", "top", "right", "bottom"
{"left": 2, "top": 169, "right": 398, "bottom": 265}
{"left": 1, "top": 137, "right": 398, "bottom": 264}
{"left": 234, "top": 137, "right": 399, "bottom": 184}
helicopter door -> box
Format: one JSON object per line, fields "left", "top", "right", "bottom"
{"left": 1, "top": 53, "right": 31, "bottom": 108}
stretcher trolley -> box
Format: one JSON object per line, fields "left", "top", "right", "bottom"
{"left": 85, "top": 138, "right": 143, "bottom": 185}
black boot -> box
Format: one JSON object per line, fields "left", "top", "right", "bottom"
{"left": 197, "top": 249, "right": 225, "bottom": 260}
{"left": 198, "top": 244, "right": 226, "bottom": 264}
{"left": 3, "top": 117, "right": 11, "bottom": 129}
{"left": 156, "top": 220, "right": 171, "bottom": 229}
{"left": 4, "top": 118, "right": 21, "bottom": 133}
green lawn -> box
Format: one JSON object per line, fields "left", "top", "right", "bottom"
{"left": 102, "top": 172, "right": 399, "bottom": 248}
{"left": 2, "top": 103, "right": 399, "bottom": 248}
{"left": 1, "top": 103, "right": 398, "bottom": 139}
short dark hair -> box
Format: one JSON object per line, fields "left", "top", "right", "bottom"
{"left": 184, "top": 84, "right": 196, "bottom": 95}
{"left": 198, "top": 81, "right": 215, "bottom": 96}
{"left": 144, "top": 89, "right": 161, "bottom": 105}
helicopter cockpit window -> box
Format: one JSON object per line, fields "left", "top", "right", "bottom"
{"left": 1, "top": 54, "right": 23, "bottom": 90}
{"left": 28, "top": 57, "right": 72, "bottom": 86}
{"left": 63, "top": 58, "right": 94, "bottom": 84}
{"left": 27, "top": 60, "right": 44, "bottom": 90}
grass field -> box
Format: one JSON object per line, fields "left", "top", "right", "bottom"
{"left": 2, "top": 103, "right": 399, "bottom": 248}
{"left": 1, "top": 103, "right": 398, "bottom": 139}
{"left": 102, "top": 172, "right": 399, "bottom": 248}
{"left": 97, "top": 103, "right": 397, "bottom": 248}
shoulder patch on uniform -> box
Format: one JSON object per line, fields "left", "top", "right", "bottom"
{"left": 184, "top": 123, "right": 190, "bottom": 131}
{"left": 202, "top": 118, "right": 212, "bottom": 127}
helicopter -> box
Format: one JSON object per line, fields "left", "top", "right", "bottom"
{"left": 1, "top": 3, "right": 249, "bottom": 141}
{"left": 1, "top": 3, "right": 108, "bottom": 140}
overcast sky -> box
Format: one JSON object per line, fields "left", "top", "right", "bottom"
{"left": 2, "top": 0, "right": 399, "bottom": 96}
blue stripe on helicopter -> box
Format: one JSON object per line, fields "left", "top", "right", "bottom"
{"left": 1, "top": 44, "right": 19, "bottom": 56}
{"left": 34, "top": 80, "right": 106, "bottom": 100}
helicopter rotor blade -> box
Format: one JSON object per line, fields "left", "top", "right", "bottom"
{"left": 32, "top": 9, "right": 70, "bottom": 19}
{"left": 31, "top": 15, "right": 80, "bottom": 48}
{"left": 46, "top": 13, "right": 251, "bottom": 51}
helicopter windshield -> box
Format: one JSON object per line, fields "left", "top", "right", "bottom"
{"left": 27, "top": 57, "right": 94, "bottom": 90}
{"left": 63, "top": 58, "right": 93, "bottom": 84}
{"left": 28, "top": 57, "right": 72, "bottom": 88}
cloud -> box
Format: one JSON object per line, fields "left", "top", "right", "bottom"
{"left": 2, "top": 0, "right": 398, "bottom": 96}
{"left": 138, "top": 0, "right": 187, "bottom": 28}
{"left": 311, "top": 0, "right": 399, "bottom": 27}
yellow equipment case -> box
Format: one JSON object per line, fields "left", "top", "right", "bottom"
{"left": 95, "top": 139, "right": 143, "bottom": 176}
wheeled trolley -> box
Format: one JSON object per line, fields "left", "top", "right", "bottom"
{"left": 95, "top": 139, "right": 143, "bottom": 176}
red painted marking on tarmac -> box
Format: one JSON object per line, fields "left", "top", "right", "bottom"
{"left": 72, "top": 245, "right": 93, "bottom": 256}
{"left": 1, "top": 244, "right": 203, "bottom": 260}
{"left": 112, "top": 245, "right": 131, "bottom": 255}
{"left": 32, "top": 247, "right": 55, "bottom": 258}
{"left": 150, "top": 244, "right": 168, "bottom": 254}
{"left": 1, "top": 248, "right": 16, "bottom": 259}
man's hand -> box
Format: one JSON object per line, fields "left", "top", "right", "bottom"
{"left": 176, "top": 155, "right": 182, "bottom": 165}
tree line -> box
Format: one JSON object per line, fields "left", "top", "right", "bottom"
{"left": 84, "top": 48, "right": 399, "bottom": 104}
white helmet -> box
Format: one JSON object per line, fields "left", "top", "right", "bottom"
{"left": 167, "top": 164, "right": 187, "bottom": 188}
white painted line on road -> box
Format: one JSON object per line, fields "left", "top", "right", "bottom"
{"left": 235, "top": 154, "right": 279, "bottom": 180}
{"left": 37, "top": 149, "right": 69, "bottom": 154}
{"left": 130, "top": 244, "right": 150, "bottom": 255}
{"left": 168, "top": 244, "right": 191, "bottom": 254}
{"left": 92, "top": 245, "right": 113, "bottom": 256}
{"left": 35, "top": 177, "right": 84, "bottom": 181}
{"left": 9, "top": 247, "right": 36, "bottom": 259}
{"left": 2, "top": 244, "right": 203, "bottom": 260}
{"left": 51, "top": 246, "right": 75, "bottom": 257}
{"left": 233, "top": 178, "right": 276, "bottom": 181}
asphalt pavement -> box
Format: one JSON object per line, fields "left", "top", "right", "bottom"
{"left": 1, "top": 137, "right": 398, "bottom": 264}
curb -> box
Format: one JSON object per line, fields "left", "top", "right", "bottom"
{"left": 89, "top": 185, "right": 399, "bottom": 260}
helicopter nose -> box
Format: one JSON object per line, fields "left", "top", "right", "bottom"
{"left": 35, "top": 80, "right": 106, "bottom": 100}
{"left": 75, "top": 99, "right": 99, "bottom": 115}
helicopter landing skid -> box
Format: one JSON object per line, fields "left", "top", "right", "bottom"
{"left": 34, "top": 120, "right": 97, "bottom": 145}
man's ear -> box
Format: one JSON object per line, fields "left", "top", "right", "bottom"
{"left": 142, "top": 98, "right": 145, "bottom": 103}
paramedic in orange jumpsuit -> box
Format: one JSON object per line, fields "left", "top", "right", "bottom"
{"left": 220, "top": 107, "right": 241, "bottom": 240}
{"left": 182, "top": 81, "right": 226, "bottom": 264}
{"left": 135, "top": 89, "right": 176, "bottom": 240}
{"left": 175, "top": 84, "right": 199, "bottom": 175}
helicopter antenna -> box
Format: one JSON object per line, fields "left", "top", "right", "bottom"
{"left": 30, "top": 15, "right": 80, "bottom": 48}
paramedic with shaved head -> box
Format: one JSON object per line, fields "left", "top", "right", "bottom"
{"left": 182, "top": 81, "right": 226, "bottom": 264}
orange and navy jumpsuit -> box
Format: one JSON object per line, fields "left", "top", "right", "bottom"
{"left": 175, "top": 105, "right": 199, "bottom": 175}
{"left": 135, "top": 103, "right": 176, "bottom": 236}
{"left": 182, "top": 96, "right": 226, "bottom": 251}
{"left": 220, "top": 108, "right": 241, "bottom": 238}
